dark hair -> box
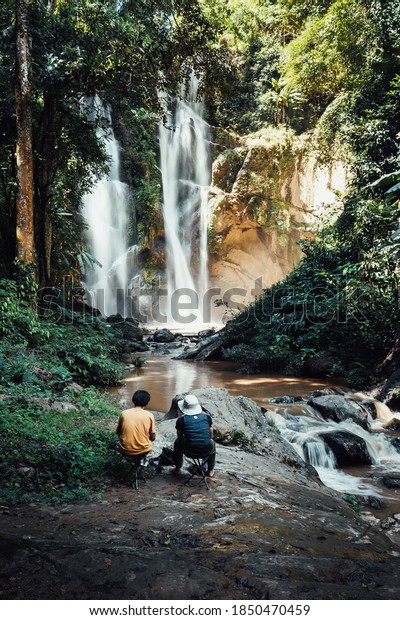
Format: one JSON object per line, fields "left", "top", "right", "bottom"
{"left": 132, "top": 390, "right": 151, "bottom": 407}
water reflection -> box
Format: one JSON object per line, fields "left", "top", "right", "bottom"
{"left": 113, "top": 355, "right": 342, "bottom": 412}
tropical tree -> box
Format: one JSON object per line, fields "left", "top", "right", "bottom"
{"left": 260, "top": 77, "right": 304, "bottom": 125}
{"left": 15, "top": 0, "right": 35, "bottom": 268}
{"left": 0, "top": 0, "right": 228, "bottom": 289}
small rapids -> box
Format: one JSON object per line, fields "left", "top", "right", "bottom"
{"left": 266, "top": 404, "right": 400, "bottom": 497}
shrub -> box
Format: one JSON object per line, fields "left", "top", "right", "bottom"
{"left": 0, "top": 395, "right": 122, "bottom": 504}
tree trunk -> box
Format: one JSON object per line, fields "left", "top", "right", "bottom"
{"left": 35, "top": 87, "right": 57, "bottom": 289}
{"left": 15, "top": 0, "right": 35, "bottom": 267}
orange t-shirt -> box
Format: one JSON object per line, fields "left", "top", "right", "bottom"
{"left": 116, "top": 407, "right": 156, "bottom": 456}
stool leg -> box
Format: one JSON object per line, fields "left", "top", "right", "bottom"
{"left": 122, "top": 465, "right": 135, "bottom": 481}
{"left": 184, "top": 458, "right": 211, "bottom": 490}
{"left": 132, "top": 465, "right": 147, "bottom": 490}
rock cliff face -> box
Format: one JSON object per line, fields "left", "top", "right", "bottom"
{"left": 209, "top": 128, "right": 348, "bottom": 299}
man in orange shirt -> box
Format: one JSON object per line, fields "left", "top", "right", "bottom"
{"left": 116, "top": 390, "right": 156, "bottom": 457}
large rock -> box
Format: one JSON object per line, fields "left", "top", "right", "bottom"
{"left": 390, "top": 437, "right": 400, "bottom": 453}
{"left": 320, "top": 431, "right": 373, "bottom": 466}
{"left": 111, "top": 321, "right": 144, "bottom": 341}
{"left": 384, "top": 418, "right": 400, "bottom": 432}
{"left": 209, "top": 129, "right": 348, "bottom": 295}
{"left": 307, "top": 395, "right": 370, "bottom": 430}
{"left": 378, "top": 368, "right": 400, "bottom": 403}
{"left": 269, "top": 395, "right": 303, "bottom": 404}
{"left": 307, "top": 388, "right": 345, "bottom": 398}
{"left": 163, "top": 387, "right": 317, "bottom": 478}
{"left": 153, "top": 328, "right": 175, "bottom": 343}
{"left": 382, "top": 474, "right": 400, "bottom": 489}
{"left": 173, "top": 333, "right": 225, "bottom": 361}
{"left": 106, "top": 313, "right": 124, "bottom": 324}
{"left": 197, "top": 329, "right": 215, "bottom": 339}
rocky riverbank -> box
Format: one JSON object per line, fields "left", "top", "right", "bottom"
{"left": 1, "top": 388, "right": 400, "bottom": 600}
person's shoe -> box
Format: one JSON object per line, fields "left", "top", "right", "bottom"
{"left": 206, "top": 470, "right": 215, "bottom": 478}
{"left": 171, "top": 468, "right": 181, "bottom": 475}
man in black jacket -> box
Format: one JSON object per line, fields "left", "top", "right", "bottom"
{"left": 172, "top": 394, "right": 216, "bottom": 478}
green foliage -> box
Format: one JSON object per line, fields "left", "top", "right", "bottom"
{"left": 0, "top": 276, "right": 129, "bottom": 389}
{"left": 0, "top": 278, "right": 49, "bottom": 345}
{"left": 0, "top": 259, "right": 140, "bottom": 503}
{"left": 343, "top": 493, "right": 364, "bottom": 513}
{"left": 282, "top": 0, "right": 374, "bottom": 106}
{"left": 260, "top": 77, "right": 305, "bottom": 126}
{"left": 132, "top": 356, "right": 147, "bottom": 368}
{"left": 214, "top": 0, "right": 400, "bottom": 388}
{"left": 230, "top": 428, "right": 257, "bottom": 452}
{"left": 266, "top": 416, "right": 281, "bottom": 434}
{"left": 0, "top": 0, "right": 230, "bottom": 282}
{"left": 223, "top": 344, "right": 265, "bottom": 374}
{"left": 0, "top": 394, "right": 120, "bottom": 504}
{"left": 224, "top": 186, "right": 399, "bottom": 385}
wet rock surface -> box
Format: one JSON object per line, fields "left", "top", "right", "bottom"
{"left": 2, "top": 388, "right": 400, "bottom": 601}
{"left": 320, "top": 431, "right": 373, "bottom": 466}
{"left": 1, "top": 451, "right": 400, "bottom": 600}
{"left": 308, "top": 395, "right": 370, "bottom": 430}
{"left": 173, "top": 333, "right": 226, "bottom": 361}
{"left": 384, "top": 419, "right": 400, "bottom": 432}
{"left": 153, "top": 329, "right": 176, "bottom": 343}
{"left": 381, "top": 474, "right": 400, "bottom": 489}
{"left": 2, "top": 411, "right": 400, "bottom": 600}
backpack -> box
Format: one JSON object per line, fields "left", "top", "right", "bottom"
{"left": 149, "top": 447, "right": 175, "bottom": 471}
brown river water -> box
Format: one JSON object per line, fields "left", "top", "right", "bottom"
{"left": 111, "top": 354, "right": 342, "bottom": 412}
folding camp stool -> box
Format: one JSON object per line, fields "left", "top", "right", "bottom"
{"left": 121, "top": 452, "right": 150, "bottom": 490}
{"left": 184, "top": 455, "right": 210, "bottom": 491}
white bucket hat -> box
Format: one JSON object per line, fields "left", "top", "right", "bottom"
{"left": 177, "top": 394, "right": 202, "bottom": 415}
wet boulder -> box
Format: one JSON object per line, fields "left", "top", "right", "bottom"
{"left": 307, "top": 388, "right": 345, "bottom": 398}
{"left": 390, "top": 437, "right": 400, "bottom": 453}
{"left": 194, "top": 337, "right": 224, "bottom": 361}
{"left": 198, "top": 329, "right": 215, "bottom": 339}
{"left": 174, "top": 333, "right": 224, "bottom": 361}
{"left": 106, "top": 313, "right": 124, "bottom": 324}
{"left": 164, "top": 387, "right": 317, "bottom": 479}
{"left": 153, "top": 328, "right": 175, "bottom": 343}
{"left": 356, "top": 399, "right": 377, "bottom": 419}
{"left": 381, "top": 474, "right": 400, "bottom": 489}
{"left": 307, "top": 395, "right": 370, "bottom": 430}
{"left": 383, "top": 418, "right": 400, "bottom": 432}
{"left": 320, "top": 431, "right": 373, "bottom": 466}
{"left": 71, "top": 300, "right": 102, "bottom": 317}
{"left": 269, "top": 395, "right": 303, "bottom": 404}
{"left": 111, "top": 320, "right": 144, "bottom": 341}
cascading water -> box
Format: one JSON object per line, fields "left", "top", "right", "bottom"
{"left": 81, "top": 98, "right": 137, "bottom": 316}
{"left": 266, "top": 405, "right": 400, "bottom": 497}
{"left": 159, "top": 76, "right": 211, "bottom": 325}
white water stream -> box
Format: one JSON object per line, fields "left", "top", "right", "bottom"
{"left": 81, "top": 98, "right": 137, "bottom": 316}
{"left": 159, "top": 76, "right": 211, "bottom": 326}
{"left": 266, "top": 404, "right": 400, "bottom": 497}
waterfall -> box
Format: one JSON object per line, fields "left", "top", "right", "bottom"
{"left": 267, "top": 407, "right": 400, "bottom": 496}
{"left": 159, "top": 76, "right": 211, "bottom": 325}
{"left": 81, "top": 98, "right": 137, "bottom": 317}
